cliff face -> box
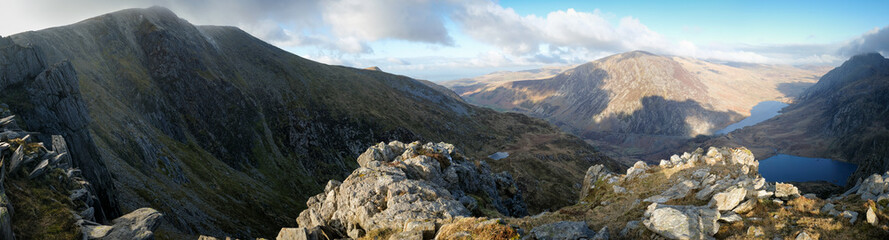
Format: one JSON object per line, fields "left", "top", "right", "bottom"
{"left": 0, "top": 35, "right": 119, "bottom": 222}
{"left": 707, "top": 53, "right": 889, "bottom": 185}
{"left": 5, "top": 7, "right": 618, "bottom": 237}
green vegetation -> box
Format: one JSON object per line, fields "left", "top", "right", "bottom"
{"left": 7, "top": 170, "right": 82, "bottom": 240}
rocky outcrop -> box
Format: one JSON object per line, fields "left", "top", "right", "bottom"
{"left": 295, "top": 141, "right": 526, "bottom": 239}
{"left": 82, "top": 208, "right": 163, "bottom": 240}
{"left": 853, "top": 171, "right": 889, "bottom": 201}
{"left": 643, "top": 203, "right": 720, "bottom": 240}
{"left": 0, "top": 36, "right": 119, "bottom": 222}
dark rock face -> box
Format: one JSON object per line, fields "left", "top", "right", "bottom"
{"left": 0, "top": 37, "right": 120, "bottom": 222}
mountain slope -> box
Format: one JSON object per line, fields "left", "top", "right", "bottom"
{"left": 448, "top": 51, "right": 823, "bottom": 163}
{"left": 707, "top": 53, "right": 889, "bottom": 185}
{"left": 5, "top": 7, "right": 618, "bottom": 238}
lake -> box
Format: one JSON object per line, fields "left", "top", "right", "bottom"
{"left": 758, "top": 154, "right": 858, "bottom": 185}
{"left": 715, "top": 101, "right": 788, "bottom": 135}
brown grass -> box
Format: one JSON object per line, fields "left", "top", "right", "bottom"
{"left": 436, "top": 218, "right": 519, "bottom": 240}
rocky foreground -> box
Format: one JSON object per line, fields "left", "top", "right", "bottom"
{"left": 242, "top": 143, "right": 889, "bottom": 240}
{"left": 0, "top": 112, "right": 162, "bottom": 239}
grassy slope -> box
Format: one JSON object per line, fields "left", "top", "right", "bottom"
{"left": 10, "top": 7, "right": 620, "bottom": 238}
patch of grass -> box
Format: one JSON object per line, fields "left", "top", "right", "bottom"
{"left": 437, "top": 218, "right": 519, "bottom": 240}
{"left": 7, "top": 172, "right": 82, "bottom": 240}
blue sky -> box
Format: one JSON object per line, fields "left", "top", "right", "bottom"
{"left": 2, "top": 0, "right": 888, "bottom": 81}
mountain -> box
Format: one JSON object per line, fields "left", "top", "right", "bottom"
{"left": 1, "top": 7, "right": 618, "bottom": 238}
{"left": 707, "top": 53, "right": 889, "bottom": 185}
{"left": 447, "top": 51, "right": 824, "bottom": 163}
{"left": 442, "top": 65, "right": 576, "bottom": 96}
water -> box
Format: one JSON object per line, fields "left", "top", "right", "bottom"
{"left": 488, "top": 152, "right": 509, "bottom": 160}
{"left": 715, "top": 101, "right": 789, "bottom": 135}
{"left": 758, "top": 154, "right": 858, "bottom": 185}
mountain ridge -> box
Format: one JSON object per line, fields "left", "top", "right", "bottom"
{"left": 3, "top": 6, "right": 618, "bottom": 237}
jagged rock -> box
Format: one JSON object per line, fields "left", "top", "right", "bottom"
{"left": 297, "top": 142, "right": 526, "bottom": 238}
{"left": 709, "top": 186, "right": 747, "bottom": 211}
{"left": 696, "top": 178, "right": 731, "bottom": 200}
{"left": 580, "top": 164, "right": 609, "bottom": 201}
{"left": 820, "top": 203, "right": 835, "bottom": 214}
{"left": 796, "top": 231, "right": 814, "bottom": 240}
{"left": 775, "top": 183, "right": 800, "bottom": 199}
{"left": 85, "top": 208, "right": 163, "bottom": 240}
{"left": 625, "top": 161, "right": 649, "bottom": 180}
{"left": 404, "top": 221, "right": 436, "bottom": 239}
{"left": 719, "top": 211, "right": 742, "bottom": 223}
{"left": 619, "top": 220, "right": 640, "bottom": 237}
{"left": 733, "top": 199, "right": 756, "bottom": 214}
{"left": 591, "top": 226, "right": 609, "bottom": 240}
{"left": 530, "top": 221, "right": 596, "bottom": 240}
{"left": 645, "top": 179, "right": 698, "bottom": 203}
{"left": 27, "top": 159, "right": 50, "bottom": 179}
{"left": 0, "top": 115, "right": 14, "bottom": 127}
{"left": 867, "top": 207, "right": 878, "bottom": 225}
{"left": 0, "top": 207, "right": 13, "bottom": 240}
{"left": 8, "top": 145, "right": 24, "bottom": 173}
{"left": 643, "top": 203, "right": 719, "bottom": 240}
{"left": 842, "top": 210, "right": 858, "bottom": 224}
{"left": 856, "top": 172, "right": 889, "bottom": 201}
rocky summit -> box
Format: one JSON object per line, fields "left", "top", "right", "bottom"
{"left": 264, "top": 143, "right": 889, "bottom": 239}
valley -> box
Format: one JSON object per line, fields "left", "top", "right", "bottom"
{"left": 0, "top": 2, "right": 888, "bottom": 240}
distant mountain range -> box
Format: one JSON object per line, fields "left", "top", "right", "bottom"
{"left": 707, "top": 52, "right": 889, "bottom": 185}
{"left": 444, "top": 51, "right": 826, "bottom": 163}
{"left": 0, "top": 7, "right": 618, "bottom": 238}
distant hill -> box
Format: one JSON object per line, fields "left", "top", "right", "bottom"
{"left": 3, "top": 6, "right": 618, "bottom": 238}
{"left": 706, "top": 53, "right": 889, "bottom": 185}
{"left": 446, "top": 51, "right": 825, "bottom": 163}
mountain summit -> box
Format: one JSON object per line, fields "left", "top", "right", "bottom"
{"left": 2, "top": 6, "right": 617, "bottom": 237}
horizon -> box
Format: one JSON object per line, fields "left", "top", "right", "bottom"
{"left": 1, "top": 0, "right": 888, "bottom": 81}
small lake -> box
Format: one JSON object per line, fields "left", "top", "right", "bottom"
{"left": 759, "top": 154, "right": 858, "bottom": 185}
{"left": 715, "top": 101, "right": 788, "bottom": 135}
{"left": 488, "top": 152, "right": 509, "bottom": 160}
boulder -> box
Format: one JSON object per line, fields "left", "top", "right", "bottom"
{"left": 86, "top": 208, "right": 163, "bottom": 240}
{"left": 580, "top": 164, "right": 609, "bottom": 201}
{"left": 732, "top": 199, "right": 756, "bottom": 214}
{"left": 775, "top": 183, "right": 800, "bottom": 199}
{"left": 404, "top": 221, "right": 436, "bottom": 239}
{"left": 28, "top": 159, "right": 50, "bottom": 179}
{"left": 276, "top": 227, "right": 320, "bottom": 240}
{"left": 625, "top": 161, "right": 649, "bottom": 180}
{"left": 644, "top": 179, "right": 698, "bottom": 203}
{"left": 530, "top": 221, "right": 596, "bottom": 240}
{"left": 619, "top": 221, "right": 640, "bottom": 237}
{"left": 643, "top": 203, "right": 720, "bottom": 240}
{"left": 718, "top": 211, "right": 742, "bottom": 223}
{"left": 867, "top": 207, "right": 878, "bottom": 226}
{"left": 796, "top": 231, "right": 814, "bottom": 240}
{"left": 842, "top": 210, "right": 859, "bottom": 224}
{"left": 592, "top": 226, "right": 609, "bottom": 240}
{"left": 709, "top": 186, "right": 747, "bottom": 211}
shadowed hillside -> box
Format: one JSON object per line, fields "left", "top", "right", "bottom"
{"left": 4, "top": 6, "right": 619, "bottom": 238}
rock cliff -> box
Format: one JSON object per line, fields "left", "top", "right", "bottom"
{"left": 0, "top": 34, "right": 119, "bottom": 222}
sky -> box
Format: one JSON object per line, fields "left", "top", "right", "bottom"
{"left": 1, "top": 0, "right": 888, "bottom": 81}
